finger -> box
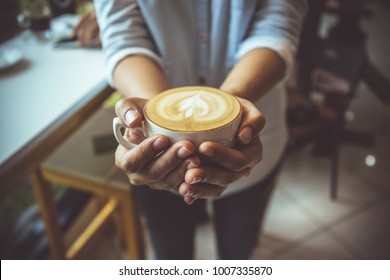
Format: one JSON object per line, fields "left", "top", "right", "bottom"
{"left": 179, "top": 182, "right": 226, "bottom": 200}
{"left": 183, "top": 196, "right": 198, "bottom": 205}
{"left": 115, "top": 134, "right": 170, "bottom": 173}
{"left": 146, "top": 156, "right": 201, "bottom": 190}
{"left": 139, "top": 141, "right": 197, "bottom": 183}
{"left": 198, "top": 137, "right": 262, "bottom": 171}
{"left": 184, "top": 166, "right": 250, "bottom": 187}
{"left": 115, "top": 98, "right": 148, "bottom": 128}
{"left": 124, "top": 127, "right": 147, "bottom": 145}
{"left": 236, "top": 97, "right": 266, "bottom": 144}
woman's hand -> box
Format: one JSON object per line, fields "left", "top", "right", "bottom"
{"left": 115, "top": 138, "right": 200, "bottom": 191}
{"left": 114, "top": 98, "right": 199, "bottom": 192}
{"left": 114, "top": 96, "right": 265, "bottom": 204}
{"left": 180, "top": 97, "right": 265, "bottom": 204}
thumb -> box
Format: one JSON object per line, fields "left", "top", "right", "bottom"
{"left": 115, "top": 97, "right": 148, "bottom": 128}
{"left": 236, "top": 97, "right": 266, "bottom": 144}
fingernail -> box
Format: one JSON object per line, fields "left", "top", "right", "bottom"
{"left": 185, "top": 189, "right": 196, "bottom": 197}
{"left": 191, "top": 176, "right": 202, "bottom": 184}
{"left": 186, "top": 197, "right": 197, "bottom": 205}
{"left": 239, "top": 127, "right": 253, "bottom": 144}
{"left": 200, "top": 145, "right": 214, "bottom": 156}
{"left": 152, "top": 137, "right": 169, "bottom": 150}
{"left": 177, "top": 146, "right": 193, "bottom": 158}
{"left": 187, "top": 161, "right": 200, "bottom": 169}
{"left": 125, "top": 109, "right": 138, "bottom": 126}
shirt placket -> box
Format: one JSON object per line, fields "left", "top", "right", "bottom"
{"left": 196, "top": 0, "right": 209, "bottom": 86}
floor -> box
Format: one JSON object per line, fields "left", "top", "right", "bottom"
{"left": 74, "top": 3, "right": 390, "bottom": 260}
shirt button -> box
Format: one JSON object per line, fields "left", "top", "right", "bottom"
{"left": 198, "top": 76, "right": 206, "bottom": 85}
{"left": 197, "top": 32, "right": 208, "bottom": 42}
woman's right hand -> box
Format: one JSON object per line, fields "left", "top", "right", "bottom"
{"left": 114, "top": 98, "right": 200, "bottom": 192}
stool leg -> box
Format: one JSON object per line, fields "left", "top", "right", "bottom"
{"left": 93, "top": 196, "right": 117, "bottom": 236}
{"left": 66, "top": 198, "right": 119, "bottom": 259}
{"left": 31, "top": 168, "right": 66, "bottom": 259}
{"left": 117, "top": 189, "right": 145, "bottom": 260}
{"left": 330, "top": 140, "right": 339, "bottom": 200}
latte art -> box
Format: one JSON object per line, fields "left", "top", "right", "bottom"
{"left": 159, "top": 90, "right": 227, "bottom": 122}
{"left": 145, "top": 87, "right": 241, "bottom": 132}
{"left": 175, "top": 91, "right": 211, "bottom": 119}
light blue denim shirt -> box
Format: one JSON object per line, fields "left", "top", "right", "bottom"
{"left": 94, "top": 0, "right": 306, "bottom": 87}
{"left": 94, "top": 0, "right": 306, "bottom": 195}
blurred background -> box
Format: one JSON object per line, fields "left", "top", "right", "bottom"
{"left": 0, "top": 0, "right": 389, "bottom": 260}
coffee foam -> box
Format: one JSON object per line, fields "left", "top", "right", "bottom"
{"left": 145, "top": 87, "right": 241, "bottom": 132}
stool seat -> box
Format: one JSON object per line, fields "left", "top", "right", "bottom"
{"left": 31, "top": 107, "right": 143, "bottom": 259}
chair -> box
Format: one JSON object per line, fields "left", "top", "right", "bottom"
{"left": 285, "top": 0, "right": 382, "bottom": 200}
{"left": 288, "top": 38, "right": 374, "bottom": 199}
{"left": 30, "top": 106, "right": 144, "bottom": 259}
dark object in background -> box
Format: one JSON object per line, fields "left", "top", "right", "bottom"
{"left": 49, "top": 0, "right": 76, "bottom": 18}
{"left": 17, "top": 2, "right": 52, "bottom": 33}
{"left": 0, "top": 0, "right": 21, "bottom": 43}
{"left": 327, "top": 0, "right": 390, "bottom": 104}
{"left": 53, "top": 36, "right": 78, "bottom": 49}
{"left": 287, "top": 100, "right": 319, "bottom": 126}
{"left": 92, "top": 134, "right": 119, "bottom": 155}
{"left": 19, "top": 13, "right": 51, "bottom": 32}
{"left": 290, "top": 0, "right": 381, "bottom": 200}
{"left": 309, "top": 40, "right": 366, "bottom": 95}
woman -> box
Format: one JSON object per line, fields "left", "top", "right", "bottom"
{"left": 94, "top": 0, "right": 306, "bottom": 259}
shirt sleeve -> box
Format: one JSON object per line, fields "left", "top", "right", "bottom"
{"left": 94, "top": 0, "right": 163, "bottom": 88}
{"left": 235, "top": 0, "right": 307, "bottom": 79}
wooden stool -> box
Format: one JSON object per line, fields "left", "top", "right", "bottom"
{"left": 31, "top": 107, "right": 144, "bottom": 259}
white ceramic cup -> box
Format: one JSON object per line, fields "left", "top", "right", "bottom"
{"left": 113, "top": 111, "right": 242, "bottom": 149}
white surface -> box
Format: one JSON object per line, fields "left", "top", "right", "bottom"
{"left": 0, "top": 31, "right": 106, "bottom": 165}
{"left": 0, "top": 47, "right": 23, "bottom": 70}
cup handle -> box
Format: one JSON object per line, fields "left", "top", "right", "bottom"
{"left": 113, "top": 117, "right": 139, "bottom": 149}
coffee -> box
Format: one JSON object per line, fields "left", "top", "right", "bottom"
{"left": 144, "top": 87, "right": 241, "bottom": 132}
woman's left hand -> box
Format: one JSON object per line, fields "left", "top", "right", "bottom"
{"left": 179, "top": 97, "right": 265, "bottom": 204}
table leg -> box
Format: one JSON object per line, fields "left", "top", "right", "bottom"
{"left": 117, "top": 189, "right": 145, "bottom": 260}
{"left": 31, "top": 168, "right": 66, "bottom": 259}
